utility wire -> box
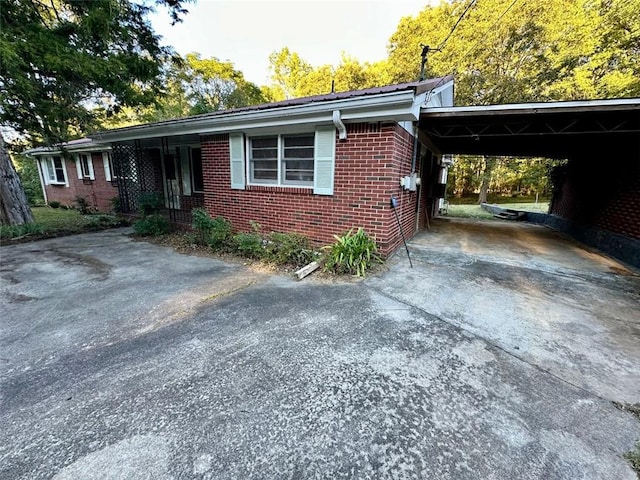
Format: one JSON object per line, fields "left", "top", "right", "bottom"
{"left": 419, "top": 0, "right": 477, "bottom": 80}
{"left": 429, "top": 0, "right": 522, "bottom": 92}
{"left": 459, "top": 0, "right": 522, "bottom": 61}
{"left": 422, "top": 0, "right": 522, "bottom": 89}
{"left": 437, "top": 0, "right": 478, "bottom": 51}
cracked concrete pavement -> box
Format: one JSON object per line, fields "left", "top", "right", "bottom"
{"left": 1, "top": 222, "right": 639, "bottom": 479}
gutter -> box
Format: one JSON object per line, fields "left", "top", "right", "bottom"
{"left": 23, "top": 145, "right": 111, "bottom": 156}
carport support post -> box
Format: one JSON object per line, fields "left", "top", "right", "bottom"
{"left": 390, "top": 196, "right": 413, "bottom": 268}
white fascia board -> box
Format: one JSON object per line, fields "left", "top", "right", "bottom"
{"left": 430, "top": 80, "right": 455, "bottom": 98}
{"left": 425, "top": 80, "right": 455, "bottom": 108}
{"left": 91, "top": 91, "right": 417, "bottom": 143}
{"left": 24, "top": 145, "right": 111, "bottom": 157}
{"left": 422, "top": 97, "right": 640, "bottom": 116}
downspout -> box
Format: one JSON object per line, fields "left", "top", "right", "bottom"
{"left": 411, "top": 125, "right": 419, "bottom": 173}
{"left": 332, "top": 110, "right": 347, "bottom": 140}
{"left": 412, "top": 125, "right": 421, "bottom": 231}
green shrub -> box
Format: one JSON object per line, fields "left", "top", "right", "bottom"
{"left": 191, "top": 208, "right": 232, "bottom": 249}
{"left": 75, "top": 196, "right": 91, "bottom": 215}
{"left": 232, "top": 232, "right": 264, "bottom": 258}
{"left": 0, "top": 222, "right": 45, "bottom": 241}
{"left": 48, "top": 201, "right": 61, "bottom": 209}
{"left": 208, "top": 217, "right": 233, "bottom": 249}
{"left": 133, "top": 214, "right": 170, "bottom": 236}
{"left": 323, "top": 227, "right": 381, "bottom": 277}
{"left": 624, "top": 442, "right": 640, "bottom": 477}
{"left": 264, "top": 232, "right": 317, "bottom": 267}
{"left": 138, "top": 192, "right": 163, "bottom": 215}
{"left": 110, "top": 196, "right": 122, "bottom": 214}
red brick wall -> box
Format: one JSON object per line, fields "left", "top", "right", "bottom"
{"left": 201, "top": 123, "right": 419, "bottom": 256}
{"left": 180, "top": 192, "right": 205, "bottom": 212}
{"left": 550, "top": 157, "right": 640, "bottom": 239}
{"left": 41, "top": 152, "right": 118, "bottom": 212}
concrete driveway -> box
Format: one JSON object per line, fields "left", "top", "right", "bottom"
{"left": 1, "top": 223, "right": 639, "bottom": 479}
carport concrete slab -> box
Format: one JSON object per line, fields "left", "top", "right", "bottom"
{"left": 372, "top": 217, "right": 640, "bottom": 403}
{"left": 1, "top": 226, "right": 639, "bottom": 479}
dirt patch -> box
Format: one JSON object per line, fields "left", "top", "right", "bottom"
{"left": 133, "top": 232, "right": 388, "bottom": 283}
{"left": 614, "top": 402, "right": 640, "bottom": 422}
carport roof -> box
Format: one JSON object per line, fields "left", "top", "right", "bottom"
{"left": 420, "top": 98, "right": 640, "bottom": 158}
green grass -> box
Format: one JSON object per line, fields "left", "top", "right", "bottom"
{"left": 32, "top": 207, "right": 89, "bottom": 230}
{"left": 445, "top": 202, "right": 549, "bottom": 220}
{"left": 1, "top": 207, "right": 128, "bottom": 244}
{"left": 624, "top": 442, "right": 640, "bottom": 478}
{"left": 498, "top": 202, "right": 549, "bottom": 213}
{"left": 447, "top": 204, "right": 496, "bottom": 220}
{"left": 449, "top": 195, "right": 550, "bottom": 205}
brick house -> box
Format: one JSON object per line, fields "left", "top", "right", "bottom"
{"left": 87, "top": 77, "right": 454, "bottom": 255}
{"left": 25, "top": 138, "right": 117, "bottom": 212}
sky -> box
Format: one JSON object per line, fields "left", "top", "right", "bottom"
{"left": 149, "top": 0, "right": 433, "bottom": 86}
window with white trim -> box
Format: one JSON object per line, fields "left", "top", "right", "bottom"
{"left": 230, "top": 128, "right": 335, "bottom": 195}
{"left": 103, "top": 152, "right": 117, "bottom": 181}
{"left": 76, "top": 153, "right": 94, "bottom": 180}
{"left": 44, "top": 156, "right": 66, "bottom": 184}
{"left": 249, "top": 134, "right": 315, "bottom": 186}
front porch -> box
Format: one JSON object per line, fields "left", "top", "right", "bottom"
{"left": 111, "top": 136, "right": 204, "bottom": 224}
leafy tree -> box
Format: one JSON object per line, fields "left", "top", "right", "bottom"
{"left": 101, "top": 53, "right": 267, "bottom": 125}
{"left": 268, "top": 50, "right": 393, "bottom": 99}
{"left": 0, "top": 0, "right": 191, "bottom": 225}
{"left": 183, "top": 53, "right": 266, "bottom": 113}
{"left": 268, "top": 47, "right": 314, "bottom": 100}
{"left": 387, "top": 0, "right": 639, "bottom": 104}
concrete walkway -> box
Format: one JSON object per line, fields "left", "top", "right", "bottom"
{"left": 1, "top": 224, "right": 639, "bottom": 479}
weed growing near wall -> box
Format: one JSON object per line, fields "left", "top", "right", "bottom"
{"left": 323, "top": 227, "right": 381, "bottom": 277}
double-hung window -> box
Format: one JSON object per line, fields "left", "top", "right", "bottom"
{"left": 249, "top": 134, "right": 315, "bottom": 187}
{"left": 76, "top": 153, "right": 94, "bottom": 180}
{"left": 231, "top": 127, "right": 335, "bottom": 195}
{"left": 44, "top": 156, "right": 66, "bottom": 185}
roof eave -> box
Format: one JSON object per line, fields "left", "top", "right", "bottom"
{"left": 90, "top": 90, "right": 419, "bottom": 143}
{"left": 421, "top": 98, "right": 640, "bottom": 117}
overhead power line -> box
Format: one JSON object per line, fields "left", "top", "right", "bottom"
{"left": 418, "top": 0, "right": 477, "bottom": 80}
{"left": 460, "top": 0, "right": 523, "bottom": 61}
{"left": 437, "top": 0, "right": 478, "bottom": 52}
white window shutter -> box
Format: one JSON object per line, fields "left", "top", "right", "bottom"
{"left": 180, "top": 146, "right": 191, "bottom": 196}
{"left": 229, "top": 133, "right": 245, "bottom": 190}
{"left": 103, "top": 152, "right": 111, "bottom": 181}
{"left": 75, "top": 156, "right": 82, "bottom": 179}
{"left": 88, "top": 156, "right": 95, "bottom": 180}
{"left": 313, "top": 127, "right": 336, "bottom": 195}
{"left": 42, "top": 159, "right": 51, "bottom": 185}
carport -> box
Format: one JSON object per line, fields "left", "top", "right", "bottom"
{"left": 419, "top": 98, "right": 640, "bottom": 267}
